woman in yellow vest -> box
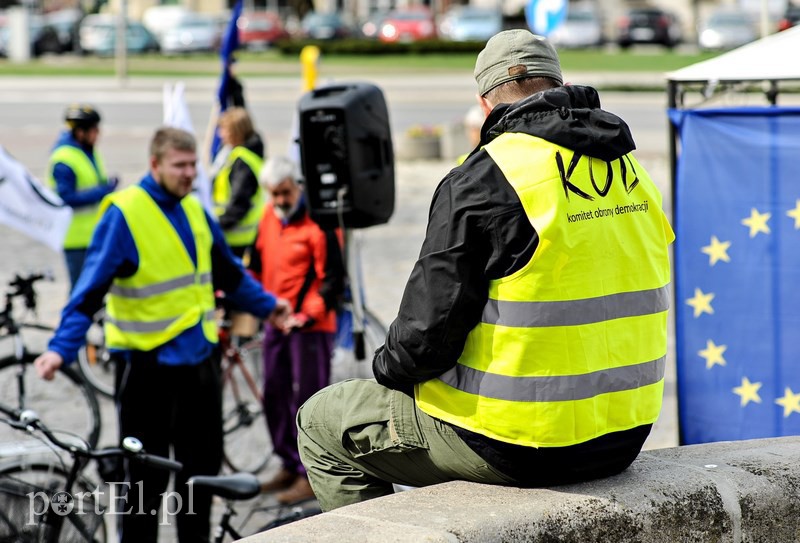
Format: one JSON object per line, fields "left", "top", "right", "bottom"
{"left": 295, "top": 30, "right": 675, "bottom": 512}
{"left": 47, "top": 104, "right": 117, "bottom": 289}
{"left": 211, "top": 107, "right": 266, "bottom": 258}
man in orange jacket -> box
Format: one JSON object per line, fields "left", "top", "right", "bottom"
{"left": 250, "top": 155, "right": 345, "bottom": 504}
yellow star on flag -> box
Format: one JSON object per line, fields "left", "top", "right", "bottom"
{"left": 741, "top": 208, "right": 771, "bottom": 238}
{"left": 732, "top": 377, "right": 762, "bottom": 407}
{"left": 686, "top": 288, "right": 714, "bottom": 318}
{"left": 698, "top": 339, "right": 727, "bottom": 369}
{"left": 701, "top": 236, "right": 731, "bottom": 266}
{"left": 787, "top": 199, "right": 800, "bottom": 230}
{"left": 775, "top": 388, "right": 800, "bottom": 418}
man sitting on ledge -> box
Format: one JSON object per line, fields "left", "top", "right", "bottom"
{"left": 296, "top": 29, "right": 675, "bottom": 511}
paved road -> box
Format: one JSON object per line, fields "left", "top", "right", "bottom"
{"left": 0, "top": 75, "right": 679, "bottom": 540}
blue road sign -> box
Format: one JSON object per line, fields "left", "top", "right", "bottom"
{"left": 524, "top": 0, "right": 568, "bottom": 36}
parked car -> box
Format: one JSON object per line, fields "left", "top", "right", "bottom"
{"left": 237, "top": 11, "right": 288, "bottom": 49}
{"left": 777, "top": 3, "right": 800, "bottom": 31}
{"left": 437, "top": 6, "right": 502, "bottom": 42}
{"left": 378, "top": 6, "right": 436, "bottom": 43}
{"left": 142, "top": 5, "right": 193, "bottom": 43}
{"left": 0, "top": 14, "right": 65, "bottom": 57}
{"left": 616, "top": 8, "right": 682, "bottom": 49}
{"left": 359, "top": 11, "right": 389, "bottom": 39}
{"left": 42, "top": 8, "right": 84, "bottom": 53}
{"left": 79, "top": 15, "right": 160, "bottom": 56}
{"left": 160, "top": 13, "right": 220, "bottom": 54}
{"left": 299, "top": 11, "right": 352, "bottom": 40}
{"left": 698, "top": 9, "right": 757, "bottom": 51}
{"left": 549, "top": 6, "right": 605, "bottom": 49}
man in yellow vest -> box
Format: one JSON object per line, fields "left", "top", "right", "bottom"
{"left": 296, "top": 29, "right": 675, "bottom": 511}
{"left": 35, "top": 127, "right": 291, "bottom": 542}
{"left": 48, "top": 104, "right": 117, "bottom": 289}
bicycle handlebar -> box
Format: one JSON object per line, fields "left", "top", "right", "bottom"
{"left": 0, "top": 403, "right": 183, "bottom": 473}
{"left": 6, "top": 272, "right": 53, "bottom": 311}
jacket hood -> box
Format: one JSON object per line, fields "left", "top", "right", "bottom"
{"left": 52, "top": 129, "right": 91, "bottom": 153}
{"left": 483, "top": 85, "right": 635, "bottom": 162}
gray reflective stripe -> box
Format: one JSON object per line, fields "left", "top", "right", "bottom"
{"left": 109, "top": 272, "right": 212, "bottom": 298}
{"left": 229, "top": 223, "right": 256, "bottom": 234}
{"left": 106, "top": 308, "right": 216, "bottom": 333}
{"left": 482, "top": 286, "right": 669, "bottom": 328}
{"left": 438, "top": 356, "right": 666, "bottom": 403}
{"left": 106, "top": 315, "right": 177, "bottom": 333}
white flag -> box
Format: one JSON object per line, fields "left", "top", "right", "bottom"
{"left": 0, "top": 146, "right": 72, "bottom": 252}
{"left": 163, "top": 82, "right": 214, "bottom": 214}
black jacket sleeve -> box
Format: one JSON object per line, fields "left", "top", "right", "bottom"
{"left": 372, "top": 155, "right": 538, "bottom": 392}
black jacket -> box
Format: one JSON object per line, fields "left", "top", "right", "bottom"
{"left": 217, "top": 132, "right": 265, "bottom": 231}
{"left": 373, "top": 85, "right": 654, "bottom": 485}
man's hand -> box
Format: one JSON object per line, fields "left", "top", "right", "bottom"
{"left": 34, "top": 351, "right": 64, "bottom": 381}
{"left": 268, "top": 298, "right": 292, "bottom": 332}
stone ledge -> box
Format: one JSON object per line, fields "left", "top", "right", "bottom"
{"left": 239, "top": 436, "right": 800, "bottom": 542}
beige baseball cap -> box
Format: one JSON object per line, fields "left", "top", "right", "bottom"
{"left": 474, "top": 29, "right": 563, "bottom": 96}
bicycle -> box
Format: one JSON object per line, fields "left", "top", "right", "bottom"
{"left": 188, "top": 472, "right": 321, "bottom": 542}
{"left": 217, "top": 311, "right": 271, "bottom": 475}
{"left": 0, "top": 401, "right": 182, "bottom": 543}
{"left": 75, "top": 309, "right": 113, "bottom": 400}
{"left": 0, "top": 272, "right": 102, "bottom": 450}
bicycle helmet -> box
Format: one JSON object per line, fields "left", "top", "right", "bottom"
{"left": 64, "top": 104, "right": 101, "bottom": 129}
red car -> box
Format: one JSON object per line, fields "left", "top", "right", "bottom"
{"left": 237, "top": 11, "right": 288, "bottom": 49}
{"left": 378, "top": 6, "right": 436, "bottom": 43}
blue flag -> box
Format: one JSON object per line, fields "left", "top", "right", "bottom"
{"left": 670, "top": 107, "right": 800, "bottom": 444}
{"left": 211, "top": 0, "right": 244, "bottom": 158}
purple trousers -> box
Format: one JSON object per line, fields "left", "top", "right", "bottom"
{"left": 262, "top": 326, "right": 333, "bottom": 474}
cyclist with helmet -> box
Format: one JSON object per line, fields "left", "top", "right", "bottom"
{"left": 48, "top": 104, "right": 118, "bottom": 289}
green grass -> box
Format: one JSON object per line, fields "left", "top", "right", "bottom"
{"left": 0, "top": 48, "right": 721, "bottom": 78}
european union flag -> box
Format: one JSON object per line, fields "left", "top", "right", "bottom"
{"left": 670, "top": 107, "right": 800, "bottom": 444}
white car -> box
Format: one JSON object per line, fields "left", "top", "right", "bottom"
{"left": 549, "top": 8, "right": 605, "bottom": 49}
{"left": 160, "top": 14, "right": 220, "bottom": 55}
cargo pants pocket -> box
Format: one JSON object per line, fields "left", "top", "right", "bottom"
{"left": 339, "top": 380, "right": 428, "bottom": 458}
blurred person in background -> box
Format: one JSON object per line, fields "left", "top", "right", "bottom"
{"left": 48, "top": 103, "right": 117, "bottom": 289}
{"left": 211, "top": 106, "right": 266, "bottom": 260}
{"left": 457, "top": 104, "right": 486, "bottom": 164}
{"left": 250, "top": 155, "right": 345, "bottom": 504}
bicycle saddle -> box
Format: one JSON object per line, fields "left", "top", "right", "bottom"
{"left": 189, "top": 472, "right": 261, "bottom": 500}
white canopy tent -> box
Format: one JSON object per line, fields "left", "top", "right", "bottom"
{"left": 665, "top": 25, "right": 800, "bottom": 183}
{"left": 666, "top": 25, "right": 800, "bottom": 86}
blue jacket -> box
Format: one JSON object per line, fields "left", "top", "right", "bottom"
{"left": 48, "top": 174, "right": 277, "bottom": 366}
{"left": 50, "top": 130, "right": 113, "bottom": 208}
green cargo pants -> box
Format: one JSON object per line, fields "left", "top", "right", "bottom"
{"left": 296, "top": 378, "right": 514, "bottom": 511}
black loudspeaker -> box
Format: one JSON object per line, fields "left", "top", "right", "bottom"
{"left": 298, "top": 83, "right": 395, "bottom": 229}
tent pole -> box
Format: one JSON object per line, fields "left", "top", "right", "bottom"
{"left": 667, "top": 79, "right": 679, "bottom": 217}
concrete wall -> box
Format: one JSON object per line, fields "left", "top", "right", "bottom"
{"left": 241, "top": 436, "right": 800, "bottom": 542}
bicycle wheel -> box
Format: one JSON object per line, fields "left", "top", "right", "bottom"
{"left": 221, "top": 344, "right": 272, "bottom": 475}
{"left": 0, "top": 354, "right": 102, "bottom": 451}
{"left": 0, "top": 461, "right": 107, "bottom": 543}
{"left": 75, "top": 310, "right": 114, "bottom": 400}
{"left": 330, "top": 307, "right": 387, "bottom": 383}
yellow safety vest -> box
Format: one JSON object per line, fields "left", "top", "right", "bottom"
{"left": 47, "top": 145, "right": 108, "bottom": 250}
{"left": 416, "top": 133, "right": 675, "bottom": 448}
{"left": 212, "top": 146, "right": 265, "bottom": 248}
{"left": 101, "top": 186, "right": 217, "bottom": 351}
